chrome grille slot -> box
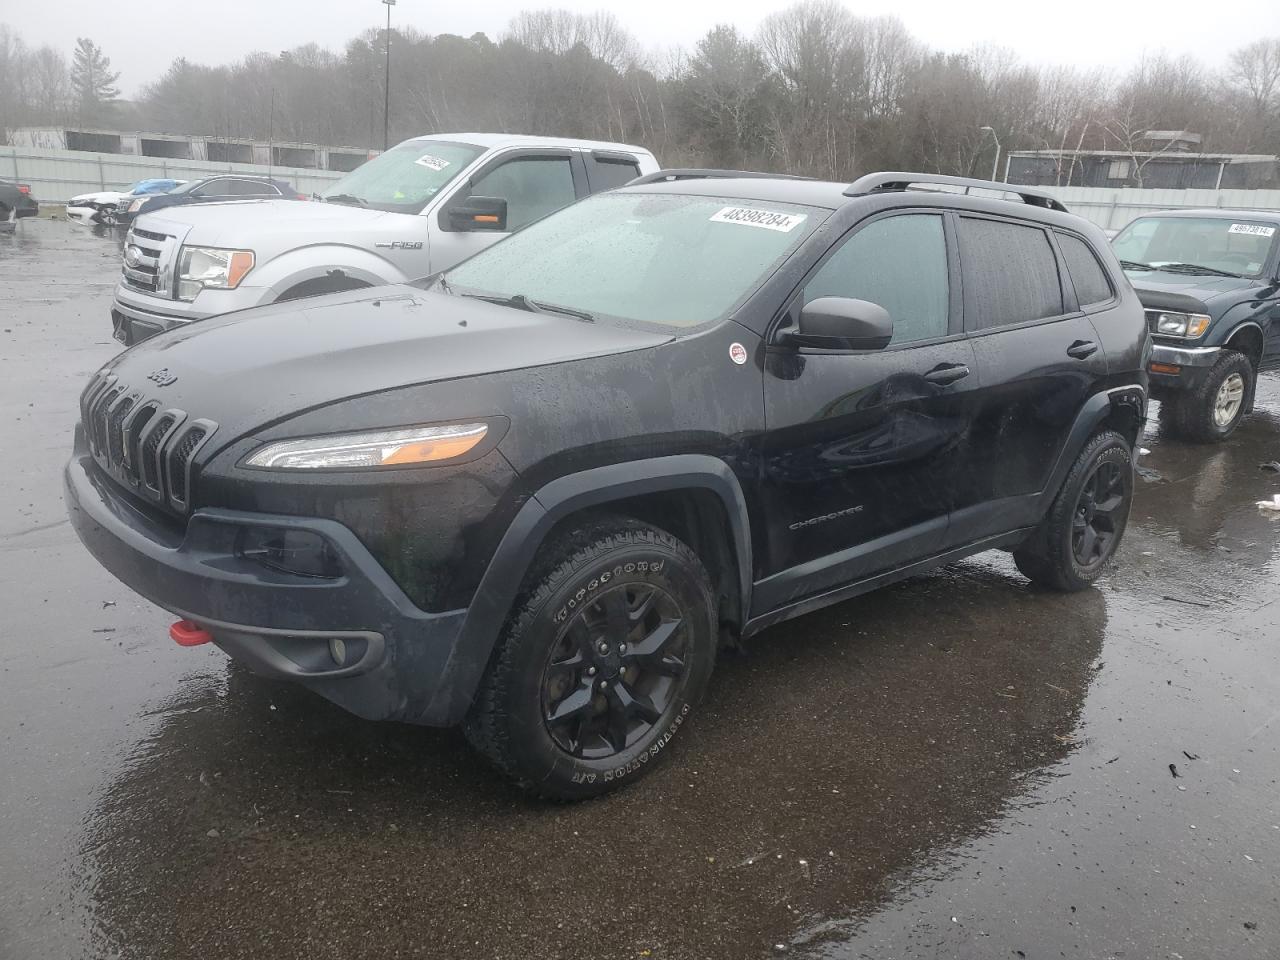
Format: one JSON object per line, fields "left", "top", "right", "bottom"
{"left": 106, "top": 394, "right": 136, "bottom": 466}
{"left": 166, "top": 426, "right": 208, "bottom": 505}
{"left": 141, "top": 414, "right": 175, "bottom": 492}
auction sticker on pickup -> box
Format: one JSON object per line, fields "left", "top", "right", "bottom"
{"left": 710, "top": 206, "right": 807, "bottom": 232}
{"left": 415, "top": 154, "right": 452, "bottom": 171}
{"left": 1228, "top": 223, "right": 1276, "bottom": 238}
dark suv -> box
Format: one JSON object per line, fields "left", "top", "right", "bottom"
{"left": 66, "top": 171, "right": 1148, "bottom": 798}
{"left": 1113, "top": 210, "right": 1280, "bottom": 441}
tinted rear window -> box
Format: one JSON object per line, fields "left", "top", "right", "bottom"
{"left": 959, "top": 217, "right": 1063, "bottom": 330}
{"left": 1057, "top": 233, "right": 1113, "bottom": 307}
{"left": 587, "top": 156, "right": 641, "bottom": 191}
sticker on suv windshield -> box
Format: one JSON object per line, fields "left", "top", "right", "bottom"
{"left": 1228, "top": 223, "right": 1276, "bottom": 237}
{"left": 710, "top": 207, "right": 806, "bottom": 232}
{"left": 414, "top": 154, "right": 451, "bottom": 172}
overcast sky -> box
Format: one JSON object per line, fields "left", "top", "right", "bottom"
{"left": 8, "top": 0, "right": 1278, "bottom": 96}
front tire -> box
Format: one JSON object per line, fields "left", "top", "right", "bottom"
{"left": 1172, "top": 350, "right": 1252, "bottom": 443}
{"left": 1014, "top": 430, "right": 1133, "bottom": 592}
{"left": 464, "top": 518, "right": 716, "bottom": 800}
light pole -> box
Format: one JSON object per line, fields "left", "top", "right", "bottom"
{"left": 979, "top": 125, "right": 1001, "bottom": 182}
{"left": 382, "top": 0, "right": 396, "bottom": 151}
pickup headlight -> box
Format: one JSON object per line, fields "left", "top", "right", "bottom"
{"left": 1151, "top": 311, "right": 1211, "bottom": 339}
{"left": 177, "top": 246, "right": 255, "bottom": 301}
{"left": 243, "top": 423, "right": 488, "bottom": 470}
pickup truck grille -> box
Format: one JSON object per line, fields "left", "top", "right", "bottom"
{"left": 80, "top": 373, "right": 216, "bottom": 513}
{"left": 121, "top": 227, "right": 170, "bottom": 294}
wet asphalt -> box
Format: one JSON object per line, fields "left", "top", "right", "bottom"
{"left": 1, "top": 217, "right": 1279, "bottom": 960}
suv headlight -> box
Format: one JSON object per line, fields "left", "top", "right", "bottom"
{"left": 1151, "top": 311, "right": 1211, "bottom": 339}
{"left": 177, "top": 246, "right": 255, "bottom": 301}
{"left": 128, "top": 197, "right": 150, "bottom": 213}
{"left": 243, "top": 423, "right": 488, "bottom": 470}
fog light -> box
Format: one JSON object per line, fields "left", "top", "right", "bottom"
{"left": 1150, "top": 362, "right": 1182, "bottom": 375}
{"left": 238, "top": 527, "right": 343, "bottom": 579}
{"left": 329, "top": 637, "right": 347, "bottom": 666}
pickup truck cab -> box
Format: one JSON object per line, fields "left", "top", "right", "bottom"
{"left": 110, "top": 133, "right": 659, "bottom": 344}
{"left": 1114, "top": 209, "right": 1280, "bottom": 441}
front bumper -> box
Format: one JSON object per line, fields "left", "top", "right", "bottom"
{"left": 65, "top": 445, "right": 476, "bottom": 725}
{"left": 1148, "top": 342, "right": 1221, "bottom": 395}
{"left": 111, "top": 281, "right": 266, "bottom": 345}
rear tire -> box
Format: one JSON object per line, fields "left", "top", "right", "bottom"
{"left": 464, "top": 518, "right": 716, "bottom": 800}
{"left": 1014, "top": 430, "right": 1133, "bottom": 592}
{"left": 1172, "top": 350, "right": 1252, "bottom": 443}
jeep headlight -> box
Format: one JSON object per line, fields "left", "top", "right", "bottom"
{"left": 1151, "top": 311, "right": 1211, "bottom": 339}
{"left": 244, "top": 423, "right": 488, "bottom": 470}
{"left": 176, "top": 246, "right": 255, "bottom": 301}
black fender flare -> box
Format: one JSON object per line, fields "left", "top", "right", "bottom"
{"left": 1035, "top": 384, "right": 1146, "bottom": 517}
{"left": 424, "top": 454, "right": 754, "bottom": 724}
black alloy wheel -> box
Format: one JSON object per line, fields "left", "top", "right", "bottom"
{"left": 1071, "top": 458, "right": 1126, "bottom": 570}
{"left": 543, "top": 582, "right": 688, "bottom": 759}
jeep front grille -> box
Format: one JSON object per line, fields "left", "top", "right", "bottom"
{"left": 80, "top": 373, "right": 216, "bottom": 512}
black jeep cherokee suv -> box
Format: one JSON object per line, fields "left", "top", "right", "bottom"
{"left": 1113, "top": 209, "right": 1280, "bottom": 442}
{"left": 66, "top": 171, "right": 1148, "bottom": 798}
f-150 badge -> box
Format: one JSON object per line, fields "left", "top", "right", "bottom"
{"left": 375, "top": 240, "right": 424, "bottom": 250}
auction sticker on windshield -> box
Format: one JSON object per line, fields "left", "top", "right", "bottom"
{"left": 1228, "top": 223, "right": 1276, "bottom": 238}
{"left": 710, "top": 207, "right": 807, "bottom": 232}
{"left": 415, "top": 154, "right": 452, "bottom": 172}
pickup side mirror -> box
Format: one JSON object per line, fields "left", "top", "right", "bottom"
{"left": 790, "top": 297, "right": 894, "bottom": 350}
{"left": 448, "top": 195, "right": 508, "bottom": 232}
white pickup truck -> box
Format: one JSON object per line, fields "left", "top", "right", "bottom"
{"left": 110, "top": 133, "right": 659, "bottom": 344}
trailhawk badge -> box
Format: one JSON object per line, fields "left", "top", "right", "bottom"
{"left": 729, "top": 343, "right": 748, "bottom": 365}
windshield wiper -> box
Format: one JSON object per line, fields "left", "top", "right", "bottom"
{"left": 462, "top": 292, "right": 595, "bottom": 323}
{"left": 1119, "top": 259, "right": 1154, "bottom": 271}
{"left": 322, "top": 193, "right": 368, "bottom": 207}
{"left": 1156, "top": 262, "right": 1244, "bottom": 279}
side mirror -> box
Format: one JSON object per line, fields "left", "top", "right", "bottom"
{"left": 448, "top": 195, "right": 508, "bottom": 232}
{"left": 791, "top": 297, "right": 893, "bottom": 350}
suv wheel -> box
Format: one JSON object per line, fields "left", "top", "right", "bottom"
{"left": 1014, "top": 430, "right": 1133, "bottom": 592}
{"left": 465, "top": 518, "right": 716, "bottom": 799}
{"left": 1170, "top": 351, "right": 1252, "bottom": 443}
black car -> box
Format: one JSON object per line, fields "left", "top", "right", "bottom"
{"left": 118, "top": 175, "right": 304, "bottom": 224}
{"left": 65, "top": 171, "right": 1148, "bottom": 798}
{"left": 0, "top": 178, "right": 38, "bottom": 227}
{"left": 1113, "top": 210, "right": 1280, "bottom": 441}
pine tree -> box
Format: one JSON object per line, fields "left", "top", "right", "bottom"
{"left": 70, "top": 37, "right": 120, "bottom": 124}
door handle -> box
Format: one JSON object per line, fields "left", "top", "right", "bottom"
{"left": 1067, "top": 340, "right": 1099, "bottom": 360}
{"left": 923, "top": 363, "right": 970, "bottom": 385}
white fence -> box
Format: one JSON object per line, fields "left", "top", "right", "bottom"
{"left": 2, "top": 146, "right": 345, "bottom": 202}
{"left": 1039, "top": 186, "right": 1280, "bottom": 231}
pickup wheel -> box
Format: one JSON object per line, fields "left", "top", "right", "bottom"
{"left": 277, "top": 275, "right": 372, "bottom": 302}
{"left": 464, "top": 518, "right": 716, "bottom": 800}
{"left": 1014, "top": 430, "right": 1133, "bottom": 592}
{"left": 1170, "top": 350, "right": 1252, "bottom": 443}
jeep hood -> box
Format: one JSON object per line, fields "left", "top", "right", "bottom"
{"left": 138, "top": 199, "right": 403, "bottom": 246}
{"left": 97, "top": 286, "right": 672, "bottom": 445}
{"left": 1125, "top": 268, "right": 1259, "bottom": 314}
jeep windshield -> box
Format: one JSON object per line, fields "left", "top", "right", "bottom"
{"left": 319, "top": 139, "right": 484, "bottom": 214}
{"left": 442, "top": 192, "right": 823, "bottom": 330}
{"left": 1113, "top": 216, "right": 1278, "bottom": 279}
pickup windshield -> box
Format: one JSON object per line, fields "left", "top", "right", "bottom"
{"left": 319, "top": 140, "right": 484, "bottom": 214}
{"left": 444, "top": 192, "right": 823, "bottom": 331}
{"left": 1113, "top": 216, "right": 1278, "bottom": 279}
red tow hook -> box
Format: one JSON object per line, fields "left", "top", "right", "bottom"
{"left": 169, "top": 620, "right": 213, "bottom": 647}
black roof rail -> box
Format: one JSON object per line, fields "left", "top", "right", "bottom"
{"left": 627, "top": 168, "right": 815, "bottom": 186}
{"left": 844, "top": 172, "right": 1069, "bottom": 213}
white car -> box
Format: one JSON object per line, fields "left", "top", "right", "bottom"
{"left": 67, "top": 179, "right": 186, "bottom": 226}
